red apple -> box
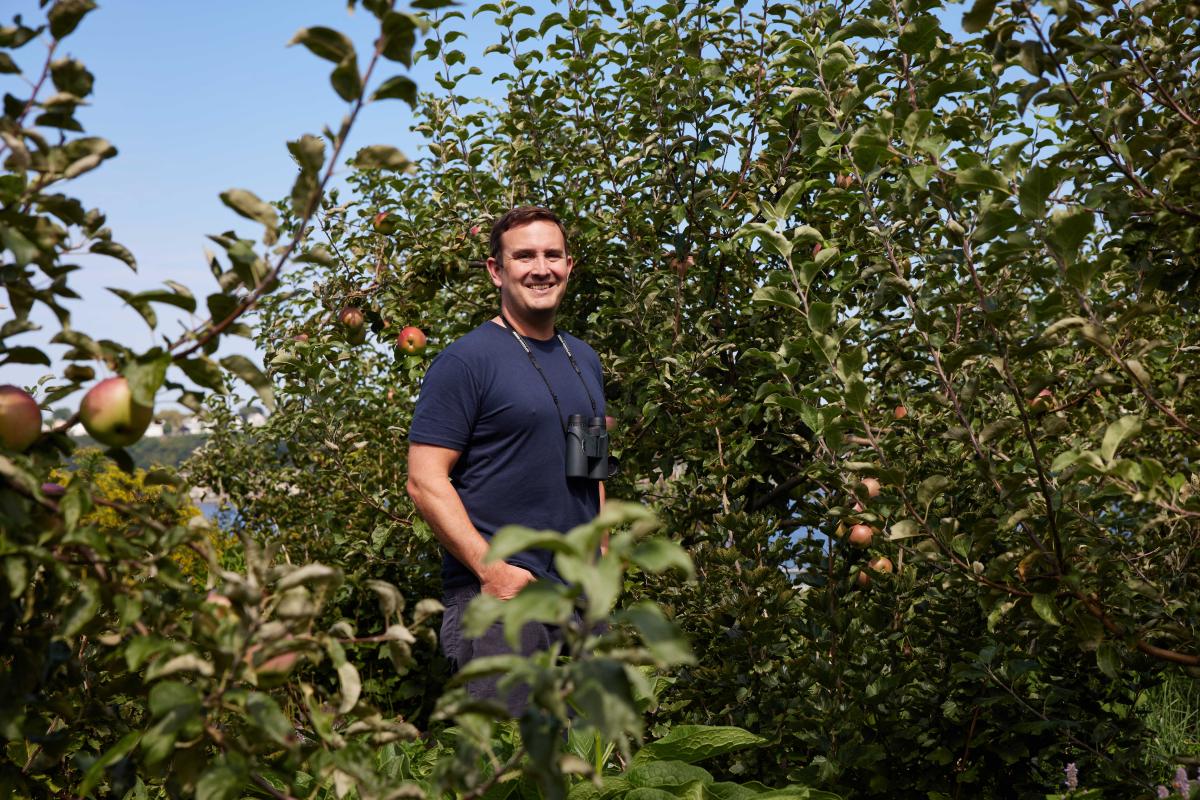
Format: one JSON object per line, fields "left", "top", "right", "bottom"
{"left": 848, "top": 524, "right": 874, "bottom": 548}
{"left": 859, "top": 477, "right": 882, "bottom": 498}
{"left": 1028, "top": 388, "right": 1054, "bottom": 413}
{"left": 0, "top": 385, "right": 42, "bottom": 452}
{"left": 79, "top": 377, "right": 154, "bottom": 448}
{"left": 398, "top": 325, "right": 427, "bottom": 355}
{"left": 868, "top": 556, "right": 893, "bottom": 574}
{"left": 893, "top": 405, "right": 908, "bottom": 420}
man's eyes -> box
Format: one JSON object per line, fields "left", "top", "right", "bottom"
{"left": 513, "top": 252, "right": 563, "bottom": 261}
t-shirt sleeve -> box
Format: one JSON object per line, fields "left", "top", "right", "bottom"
{"left": 409, "top": 353, "right": 479, "bottom": 451}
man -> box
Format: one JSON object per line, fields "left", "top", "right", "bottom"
{"left": 406, "top": 206, "right": 606, "bottom": 714}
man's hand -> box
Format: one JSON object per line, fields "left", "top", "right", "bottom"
{"left": 479, "top": 561, "right": 535, "bottom": 600}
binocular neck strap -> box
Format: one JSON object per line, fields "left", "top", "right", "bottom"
{"left": 497, "top": 311, "right": 599, "bottom": 428}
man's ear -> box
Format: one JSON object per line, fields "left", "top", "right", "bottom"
{"left": 486, "top": 256, "right": 503, "bottom": 289}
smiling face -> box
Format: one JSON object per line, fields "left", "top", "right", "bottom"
{"left": 487, "top": 219, "right": 574, "bottom": 335}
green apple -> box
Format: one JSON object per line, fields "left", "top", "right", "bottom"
{"left": 79, "top": 377, "right": 154, "bottom": 448}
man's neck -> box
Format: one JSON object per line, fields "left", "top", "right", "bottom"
{"left": 496, "top": 306, "right": 556, "bottom": 340}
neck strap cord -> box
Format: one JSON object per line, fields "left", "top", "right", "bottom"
{"left": 498, "top": 311, "right": 599, "bottom": 431}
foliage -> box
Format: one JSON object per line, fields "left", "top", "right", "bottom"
{"left": 5, "top": 0, "right": 1200, "bottom": 797}
{"left": 190, "top": 0, "right": 1200, "bottom": 795}
{"left": 48, "top": 449, "right": 223, "bottom": 579}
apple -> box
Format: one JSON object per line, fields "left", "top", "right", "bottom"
{"left": 339, "top": 306, "right": 366, "bottom": 344}
{"left": 397, "top": 325, "right": 427, "bottom": 355}
{"left": 605, "top": 415, "right": 616, "bottom": 431}
{"left": 893, "top": 405, "right": 908, "bottom": 420}
{"left": 0, "top": 385, "right": 42, "bottom": 452}
{"left": 372, "top": 211, "right": 399, "bottom": 235}
{"left": 848, "top": 524, "right": 874, "bottom": 548}
{"left": 293, "top": 333, "right": 309, "bottom": 343}
{"left": 868, "top": 556, "right": 893, "bottom": 574}
{"left": 79, "top": 377, "right": 154, "bottom": 448}
{"left": 1028, "top": 388, "right": 1054, "bottom": 413}
{"left": 859, "top": 477, "right": 882, "bottom": 498}
{"left": 836, "top": 174, "right": 854, "bottom": 189}
{"left": 813, "top": 242, "right": 823, "bottom": 258}
{"left": 339, "top": 306, "right": 365, "bottom": 330}
{"left": 856, "top": 570, "right": 872, "bottom": 588}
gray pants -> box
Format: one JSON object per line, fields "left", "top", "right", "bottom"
{"left": 441, "top": 583, "right": 567, "bottom": 717}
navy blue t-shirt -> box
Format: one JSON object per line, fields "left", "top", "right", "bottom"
{"left": 409, "top": 320, "right": 605, "bottom": 590}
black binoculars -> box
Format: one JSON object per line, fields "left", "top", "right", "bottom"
{"left": 565, "top": 414, "right": 618, "bottom": 480}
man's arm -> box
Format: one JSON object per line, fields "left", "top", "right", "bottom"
{"left": 406, "top": 442, "right": 534, "bottom": 599}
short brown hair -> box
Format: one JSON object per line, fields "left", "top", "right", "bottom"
{"left": 489, "top": 206, "right": 568, "bottom": 262}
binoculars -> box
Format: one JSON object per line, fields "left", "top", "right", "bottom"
{"left": 565, "top": 414, "right": 618, "bottom": 480}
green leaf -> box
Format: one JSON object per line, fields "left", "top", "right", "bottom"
{"left": 627, "top": 761, "right": 713, "bottom": 788}
{"left": 618, "top": 602, "right": 694, "bottom": 665}
{"left": 500, "top": 581, "right": 575, "bottom": 647}
{"left": 1031, "top": 594, "right": 1061, "bottom": 626}
{"left": 380, "top": 12, "right": 420, "bottom": 66}
{"left": 1, "top": 225, "right": 39, "bottom": 267}
{"left": 76, "top": 731, "right": 140, "bottom": 796}
{"left": 352, "top": 144, "right": 413, "bottom": 171}
{"left": 178, "top": 356, "right": 225, "bottom": 392}
{"left": 955, "top": 167, "right": 1011, "bottom": 195}
{"left": 736, "top": 223, "right": 792, "bottom": 262}
{"left": 1100, "top": 415, "right": 1141, "bottom": 462}
{"left": 961, "top": 0, "right": 997, "bottom": 33}
{"left": 808, "top": 301, "right": 834, "bottom": 332}
{"left": 0, "top": 346, "right": 51, "bottom": 367}
{"left": 371, "top": 75, "right": 417, "bottom": 106}
{"left": 149, "top": 681, "right": 201, "bottom": 718}
{"left": 889, "top": 519, "right": 921, "bottom": 540}
{"left": 330, "top": 53, "right": 362, "bottom": 102}
{"left": 1096, "top": 641, "right": 1121, "bottom": 678}
{"left": 47, "top": 0, "right": 97, "bottom": 39}
{"left": 898, "top": 15, "right": 940, "bottom": 56}
{"left": 196, "top": 758, "right": 247, "bottom": 800}
{"left": 630, "top": 538, "right": 694, "bottom": 578}
{"left": 486, "top": 525, "right": 576, "bottom": 563}
{"left": 557, "top": 551, "right": 622, "bottom": 622}
{"left": 750, "top": 286, "right": 803, "bottom": 314}
{"left": 50, "top": 57, "right": 94, "bottom": 97}
{"left": 220, "top": 354, "right": 275, "bottom": 410}
{"left": 1045, "top": 207, "right": 1093, "bottom": 265}
{"left": 122, "top": 353, "right": 169, "bottom": 407}
{"left": 89, "top": 239, "right": 137, "bottom": 270}
{"left": 61, "top": 579, "right": 100, "bottom": 637}
{"left": 848, "top": 125, "right": 889, "bottom": 170}
{"left": 219, "top": 189, "right": 279, "bottom": 244}
{"left": 288, "top": 26, "right": 354, "bottom": 63}
{"left": 287, "top": 134, "right": 325, "bottom": 174}
{"left": 633, "top": 726, "right": 766, "bottom": 765}
{"left": 917, "top": 475, "right": 950, "bottom": 508}
{"left": 277, "top": 562, "right": 342, "bottom": 591}
{"left": 246, "top": 693, "right": 294, "bottom": 746}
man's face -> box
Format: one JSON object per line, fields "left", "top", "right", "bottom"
{"left": 486, "top": 220, "right": 574, "bottom": 322}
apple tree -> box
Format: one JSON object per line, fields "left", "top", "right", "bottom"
{"left": 211, "top": 0, "right": 1198, "bottom": 796}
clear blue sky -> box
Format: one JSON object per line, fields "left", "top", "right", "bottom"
{"left": 3, "top": 1, "right": 516, "bottom": 401}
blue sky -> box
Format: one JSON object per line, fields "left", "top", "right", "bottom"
{"left": 3, "top": 1, "right": 515, "bottom": 400}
